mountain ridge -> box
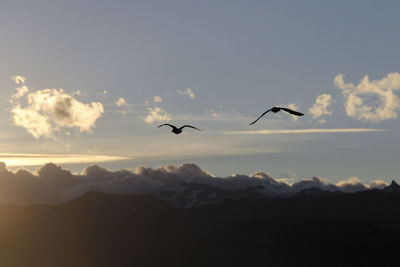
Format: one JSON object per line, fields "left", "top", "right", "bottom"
{"left": 1, "top": 185, "right": 400, "bottom": 267}
{"left": 151, "top": 180, "right": 399, "bottom": 208}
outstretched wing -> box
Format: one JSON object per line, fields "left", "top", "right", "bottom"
{"left": 158, "top": 123, "right": 177, "bottom": 130}
{"left": 279, "top": 107, "right": 304, "bottom": 116}
{"left": 249, "top": 109, "right": 272, "bottom": 125}
{"left": 180, "top": 125, "right": 201, "bottom": 131}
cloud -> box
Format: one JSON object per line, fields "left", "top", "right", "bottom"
{"left": 153, "top": 95, "right": 163, "bottom": 103}
{"left": 0, "top": 153, "right": 130, "bottom": 167}
{"left": 0, "top": 162, "right": 392, "bottom": 205}
{"left": 368, "top": 179, "right": 388, "bottom": 190}
{"left": 309, "top": 94, "right": 333, "bottom": 120}
{"left": 12, "top": 86, "right": 30, "bottom": 99}
{"left": 115, "top": 97, "right": 129, "bottom": 116}
{"left": 62, "top": 165, "right": 163, "bottom": 200}
{"left": 292, "top": 176, "right": 339, "bottom": 193}
{"left": 287, "top": 103, "right": 300, "bottom": 122}
{"left": 115, "top": 97, "right": 127, "bottom": 107}
{"left": 223, "top": 128, "right": 386, "bottom": 135}
{"left": 144, "top": 107, "right": 171, "bottom": 124}
{"left": 177, "top": 88, "right": 195, "bottom": 99}
{"left": 72, "top": 90, "right": 81, "bottom": 96}
{"left": 11, "top": 88, "right": 104, "bottom": 138}
{"left": 336, "top": 177, "right": 368, "bottom": 193}
{"left": 334, "top": 73, "right": 400, "bottom": 122}
{"left": 132, "top": 164, "right": 214, "bottom": 189}
{"left": 11, "top": 75, "right": 26, "bottom": 84}
{"left": 12, "top": 105, "right": 53, "bottom": 138}
{"left": 206, "top": 109, "right": 218, "bottom": 118}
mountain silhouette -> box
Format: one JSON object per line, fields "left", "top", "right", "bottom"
{"left": 1, "top": 188, "right": 400, "bottom": 266}
{"left": 153, "top": 182, "right": 265, "bottom": 207}
{"left": 293, "top": 187, "right": 342, "bottom": 197}
{"left": 383, "top": 180, "right": 400, "bottom": 193}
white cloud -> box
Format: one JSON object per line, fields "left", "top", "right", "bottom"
{"left": 115, "top": 97, "right": 127, "bottom": 107}
{"left": 177, "top": 88, "right": 195, "bottom": 99}
{"left": 223, "top": 128, "right": 386, "bottom": 135}
{"left": 12, "top": 105, "right": 53, "bottom": 138}
{"left": 0, "top": 153, "right": 130, "bottom": 167}
{"left": 308, "top": 94, "right": 333, "bottom": 120}
{"left": 334, "top": 73, "right": 400, "bottom": 122}
{"left": 153, "top": 95, "right": 163, "bottom": 103}
{"left": 11, "top": 87, "right": 104, "bottom": 139}
{"left": 11, "top": 75, "right": 26, "bottom": 84}
{"left": 12, "top": 86, "right": 30, "bottom": 99}
{"left": 144, "top": 107, "right": 171, "bottom": 124}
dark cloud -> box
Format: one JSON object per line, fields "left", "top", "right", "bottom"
{"left": 53, "top": 96, "right": 73, "bottom": 119}
{"left": 0, "top": 162, "right": 391, "bottom": 205}
{"left": 292, "top": 176, "right": 339, "bottom": 193}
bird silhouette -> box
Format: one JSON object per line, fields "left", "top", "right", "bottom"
{"left": 249, "top": 106, "right": 304, "bottom": 125}
{"left": 158, "top": 123, "right": 201, "bottom": 134}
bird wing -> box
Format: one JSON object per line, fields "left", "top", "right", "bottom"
{"left": 180, "top": 125, "right": 201, "bottom": 131}
{"left": 158, "top": 123, "right": 177, "bottom": 130}
{"left": 249, "top": 109, "right": 272, "bottom": 125}
{"left": 278, "top": 107, "right": 304, "bottom": 116}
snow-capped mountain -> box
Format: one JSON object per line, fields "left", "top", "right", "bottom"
{"left": 153, "top": 182, "right": 266, "bottom": 208}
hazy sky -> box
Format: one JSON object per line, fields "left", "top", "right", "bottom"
{"left": 0, "top": 0, "right": 399, "bottom": 183}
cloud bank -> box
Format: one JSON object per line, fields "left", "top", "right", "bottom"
{"left": 0, "top": 162, "right": 389, "bottom": 205}
{"left": 335, "top": 73, "right": 400, "bottom": 122}
{"left": 10, "top": 78, "right": 104, "bottom": 138}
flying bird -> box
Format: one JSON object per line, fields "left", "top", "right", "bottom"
{"left": 249, "top": 106, "right": 304, "bottom": 125}
{"left": 158, "top": 123, "right": 201, "bottom": 134}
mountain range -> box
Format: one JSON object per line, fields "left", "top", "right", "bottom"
{"left": 153, "top": 179, "right": 400, "bottom": 207}
{"left": 0, "top": 180, "right": 400, "bottom": 266}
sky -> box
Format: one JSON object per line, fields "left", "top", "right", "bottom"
{"left": 0, "top": 0, "right": 400, "bottom": 184}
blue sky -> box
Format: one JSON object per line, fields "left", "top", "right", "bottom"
{"left": 0, "top": 0, "right": 399, "bottom": 183}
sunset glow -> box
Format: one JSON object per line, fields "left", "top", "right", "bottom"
{"left": 0, "top": 153, "right": 130, "bottom": 167}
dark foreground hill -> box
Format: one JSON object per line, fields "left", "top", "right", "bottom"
{"left": 1, "top": 189, "right": 400, "bottom": 267}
